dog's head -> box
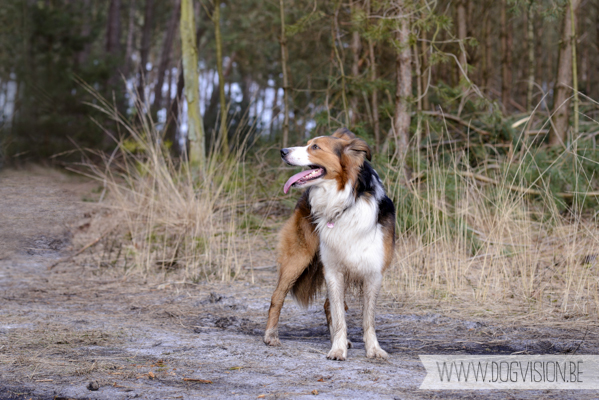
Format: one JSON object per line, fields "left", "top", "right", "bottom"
{"left": 281, "top": 128, "right": 372, "bottom": 194}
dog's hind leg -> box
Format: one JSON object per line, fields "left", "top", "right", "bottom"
{"left": 324, "top": 298, "right": 352, "bottom": 348}
{"left": 362, "top": 272, "right": 388, "bottom": 359}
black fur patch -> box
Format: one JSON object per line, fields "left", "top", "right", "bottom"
{"left": 378, "top": 195, "right": 396, "bottom": 242}
{"left": 355, "top": 161, "right": 377, "bottom": 198}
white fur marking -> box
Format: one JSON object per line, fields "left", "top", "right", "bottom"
{"left": 285, "top": 146, "right": 312, "bottom": 166}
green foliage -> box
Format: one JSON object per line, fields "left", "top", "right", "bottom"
{"left": 286, "top": 10, "right": 326, "bottom": 37}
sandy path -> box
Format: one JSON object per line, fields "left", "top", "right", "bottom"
{"left": 1, "top": 168, "right": 598, "bottom": 399}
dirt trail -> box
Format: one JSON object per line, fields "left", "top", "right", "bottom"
{"left": 1, "top": 168, "right": 598, "bottom": 399}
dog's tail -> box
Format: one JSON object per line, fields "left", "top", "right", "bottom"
{"left": 290, "top": 255, "right": 325, "bottom": 308}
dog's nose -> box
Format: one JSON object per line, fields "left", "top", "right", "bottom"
{"left": 280, "top": 148, "right": 290, "bottom": 158}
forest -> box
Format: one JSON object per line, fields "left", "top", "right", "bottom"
{"left": 1, "top": 0, "right": 599, "bottom": 316}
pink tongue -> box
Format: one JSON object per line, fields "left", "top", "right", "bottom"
{"left": 284, "top": 169, "right": 319, "bottom": 194}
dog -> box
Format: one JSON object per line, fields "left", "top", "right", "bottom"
{"left": 263, "top": 128, "right": 395, "bottom": 361}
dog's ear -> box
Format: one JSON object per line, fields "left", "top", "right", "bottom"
{"left": 345, "top": 138, "right": 372, "bottom": 162}
{"left": 332, "top": 127, "right": 356, "bottom": 141}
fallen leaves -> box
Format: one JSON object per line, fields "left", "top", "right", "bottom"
{"left": 311, "top": 389, "right": 319, "bottom": 395}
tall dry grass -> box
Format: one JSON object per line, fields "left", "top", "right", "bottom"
{"left": 79, "top": 84, "right": 263, "bottom": 283}
{"left": 384, "top": 119, "right": 599, "bottom": 321}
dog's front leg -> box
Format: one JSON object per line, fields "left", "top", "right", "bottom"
{"left": 264, "top": 266, "right": 304, "bottom": 346}
{"left": 362, "top": 272, "right": 388, "bottom": 359}
{"left": 324, "top": 268, "right": 348, "bottom": 361}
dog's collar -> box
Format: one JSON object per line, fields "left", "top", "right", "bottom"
{"left": 325, "top": 205, "right": 351, "bottom": 229}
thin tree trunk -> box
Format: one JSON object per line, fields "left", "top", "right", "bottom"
{"left": 526, "top": 1, "right": 535, "bottom": 112}
{"left": 414, "top": 42, "right": 422, "bottom": 112}
{"left": 391, "top": 2, "right": 412, "bottom": 162}
{"left": 482, "top": 10, "right": 492, "bottom": 94}
{"left": 180, "top": 0, "right": 206, "bottom": 167}
{"left": 77, "top": 0, "right": 93, "bottom": 65}
{"left": 369, "top": 38, "right": 380, "bottom": 152}
{"left": 205, "top": 53, "right": 235, "bottom": 130}
{"left": 137, "top": 0, "right": 155, "bottom": 103}
{"left": 570, "top": 0, "right": 579, "bottom": 137}
{"left": 269, "top": 83, "right": 279, "bottom": 140}
{"left": 165, "top": 65, "right": 184, "bottom": 156}
{"left": 166, "top": 23, "right": 206, "bottom": 158}
{"left": 332, "top": 3, "right": 349, "bottom": 127}
{"left": 349, "top": 0, "right": 361, "bottom": 126}
{"left": 123, "top": 0, "right": 136, "bottom": 77}
{"left": 420, "top": 29, "right": 430, "bottom": 111}
{"left": 595, "top": 1, "right": 599, "bottom": 100}
{"left": 549, "top": 0, "right": 581, "bottom": 146}
{"left": 153, "top": 0, "right": 180, "bottom": 115}
{"left": 213, "top": 0, "right": 228, "bottom": 155}
{"left": 456, "top": 0, "right": 468, "bottom": 78}
{"left": 106, "top": 0, "right": 122, "bottom": 55}
{"left": 500, "top": 0, "right": 511, "bottom": 113}
{"left": 279, "top": 0, "right": 290, "bottom": 148}
{"left": 106, "top": 0, "right": 122, "bottom": 90}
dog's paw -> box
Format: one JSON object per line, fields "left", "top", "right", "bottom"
{"left": 366, "top": 346, "right": 389, "bottom": 360}
{"left": 327, "top": 348, "right": 347, "bottom": 361}
{"left": 263, "top": 329, "right": 281, "bottom": 346}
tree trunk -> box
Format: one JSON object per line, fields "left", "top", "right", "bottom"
{"left": 481, "top": 10, "right": 492, "bottom": 94}
{"left": 153, "top": 0, "right": 180, "bottom": 115}
{"left": 349, "top": 0, "right": 361, "bottom": 126}
{"left": 123, "top": 0, "right": 136, "bottom": 77}
{"left": 391, "top": 2, "right": 412, "bottom": 161}
{"left": 369, "top": 38, "right": 380, "bottom": 152}
{"left": 526, "top": 1, "right": 535, "bottom": 112}
{"left": 106, "top": 0, "right": 122, "bottom": 55}
{"left": 165, "top": 66, "right": 184, "bottom": 156}
{"left": 166, "top": 24, "right": 206, "bottom": 158}
{"left": 549, "top": 0, "right": 581, "bottom": 146}
{"left": 420, "top": 30, "right": 430, "bottom": 111}
{"left": 269, "top": 83, "right": 279, "bottom": 140}
{"left": 595, "top": 1, "right": 599, "bottom": 100}
{"left": 76, "top": 0, "right": 93, "bottom": 65}
{"left": 213, "top": 0, "right": 228, "bottom": 155}
{"left": 500, "top": 0, "right": 511, "bottom": 112}
{"left": 180, "top": 0, "right": 206, "bottom": 167}
{"left": 500, "top": 0, "right": 510, "bottom": 112}
{"left": 137, "top": 0, "right": 155, "bottom": 103}
{"left": 413, "top": 42, "right": 422, "bottom": 112}
{"left": 456, "top": 0, "right": 468, "bottom": 78}
{"left": 279, "top": 0, "right": 290, "bottom": 147}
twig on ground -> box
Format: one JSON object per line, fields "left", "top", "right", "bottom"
{"left": 183, "top": 378, "right": 212, "bottom": 383}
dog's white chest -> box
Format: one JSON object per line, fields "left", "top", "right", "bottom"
{"left": 313, "top": 194, "right": 385, "bottom": 275}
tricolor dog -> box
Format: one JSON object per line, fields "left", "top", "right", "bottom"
{"left": 264, "top": 128, "right": 395, "bottom": 361}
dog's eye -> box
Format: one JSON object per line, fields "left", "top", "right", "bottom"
{"left": 312, "top": 144, "right": 319, "bottom": 150}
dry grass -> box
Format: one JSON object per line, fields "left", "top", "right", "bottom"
{"left": 77, "top": 85, "right": 269, "bottom": 283}
{"left": 384, "top": 132, "right": 599, "bottom": 322}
